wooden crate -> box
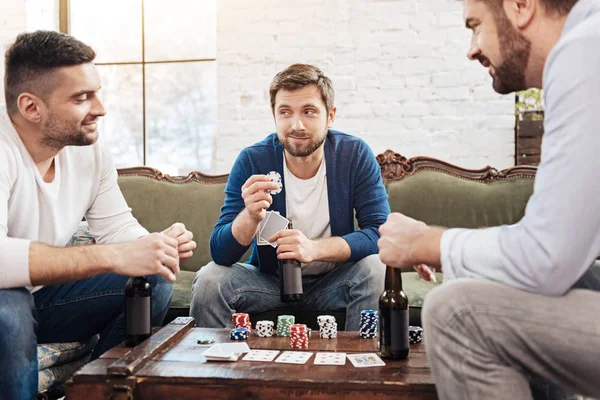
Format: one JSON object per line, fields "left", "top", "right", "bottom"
{"left": 515, "top": 111, "right": 544, "bottom": 166}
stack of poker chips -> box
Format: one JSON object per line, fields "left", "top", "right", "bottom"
{"left": 409, "top": 326, "right": 423, "bottom": 344}
{"left": 289, "top": 324, "right": 309, "bottom": 349}
{"left": 256, "top": 320, "right": 274, "bottom": 337}
{"left": 359, "top": 309, "right": 379, "bottom": 339}
{"left": 229, "top": 327, "right": 249, "bottom": 340}
{"left": 232, "top": 312, "right": 252, "bottom": 332}
{"left": 317, "top": 315, "right": 338, "bottom": 339}
{"left": 276, "top": 315, "right": 295, "bottom": 337}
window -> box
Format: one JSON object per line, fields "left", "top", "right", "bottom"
{"left": 63, "top": 0, "right": 217, "bottom": 175}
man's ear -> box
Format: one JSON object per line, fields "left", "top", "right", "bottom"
{"left": 16, "top": 93, "right": 44, "bottom": 124}
{"left": 505, "top": 0, "right": 536, "bottom": 29}
{"left": 328, "top": 106, "right": 337, "bottom": 127}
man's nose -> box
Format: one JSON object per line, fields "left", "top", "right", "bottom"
{"left": 467, "top": 34, "right": 480, "bottom": 61}
{"left": 292, "top": 118, "right": 306, "bottom": 131}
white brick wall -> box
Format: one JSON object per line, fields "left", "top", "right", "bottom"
{"left": 0, "top": 1, "right": 27, "bottom": 102}
{"left": 214, "top": 0, "right": 515, "bottom": 174}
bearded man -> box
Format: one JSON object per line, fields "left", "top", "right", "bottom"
{"left": 377, "top": 0, "right": 600, "bottom": 399}
{"left": 0, "top": 31, "right": 196, "bottom": 399}
{"left": 190, "top": 64, "right": 389, "bottom": 331}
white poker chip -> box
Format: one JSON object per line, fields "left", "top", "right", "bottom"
{"left": 267, "top": 171, "right": 282, "bottom": 195}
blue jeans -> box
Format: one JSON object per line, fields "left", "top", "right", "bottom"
{"left": 190, "top": 254, "right": 385, "bottom": 331}
{"left": 0, "top": 274, "right": 173, "bottom": 400}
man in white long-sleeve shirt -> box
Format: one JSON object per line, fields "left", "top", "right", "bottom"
{"left": 0, "top": 31, "right": 196, "bottom": 399}
{"left": 378, "top": 0, "right": 600, "bottom": 399}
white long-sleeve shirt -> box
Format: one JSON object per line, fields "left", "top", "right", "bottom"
{"left": 441, "top": 0, "right": 600, "bottom": 296}
{"left": 0, "top": 111, "right": 148, "bottom": 291}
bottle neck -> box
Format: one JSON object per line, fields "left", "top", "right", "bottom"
{"left": 384, "top": 266, "right": 403, "bottom": 292}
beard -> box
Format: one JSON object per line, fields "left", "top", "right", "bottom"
{"left": 280, "top": 128, "right": 328, "bottom": 157}
{"left": 41, "top": 110, "right": 98, "bottom": 149}
{"left": 483, "top": 12, "right": 532, "bottom": 94}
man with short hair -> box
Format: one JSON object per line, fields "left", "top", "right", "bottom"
{"left": 191, "top": 64, "right": 389, "bottom": 331}
{"left": 378, "top": 0, "right": 600, "bottom": 398}
{"left": 0, "top": 31, "right": 196, "bottom": 399}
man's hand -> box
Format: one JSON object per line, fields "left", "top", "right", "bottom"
{"left": 241, "top": 175, "right": 279, "bottom": 223}
{"left": 163, "top": 222, "right": 196, "bottom": 260}
{"left": 112, "top": 233, "right": 180, "bottom": 281}
{"left": 269, "top": 229, "right": 316, "bottom": 264}
{"left": 413, "top": 264, "right": 437, "bottom": 282}
{"left": 378, "top": 212, "right": 429, "bottom": 268}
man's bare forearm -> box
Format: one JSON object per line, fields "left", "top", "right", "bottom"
{"left": 29, "top": 242, "right": 115, "bottom": 286}
{"left": 411, "top": 227, "right": 445, "bottom": 270}
{"left": 313, "top": 237, "right": 352, "bottom": 263}
{"left": 231, "top": 208, "right": 262, "bottom": 246}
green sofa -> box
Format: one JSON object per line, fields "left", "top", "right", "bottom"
{"left": 117, "top": 150, "right": 537, "bottom": 329}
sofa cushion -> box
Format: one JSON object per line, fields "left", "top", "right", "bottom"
{"left": 38, "top": 355, "right": 90, "bottom": 393}
{"left": 386, "top": 169, "right": 534, "bottom": 228}
{"left": 37, "top": 336, "right": 98, "bottom": 371}
{"left": 67, "top": 221, "right": 95, "bottom": 246}
{"left": 118, "top": 176, "right": 229, "bottom": 272}
{"left": 172, "top": 270, "right": 197, "bottom": 308}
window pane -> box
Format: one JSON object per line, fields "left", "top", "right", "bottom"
{"left": 144, "top": 0, "right": 216, "bottom": 62}
{"left": 70, "top": 0, "right": 142, "bottom": 63}
{"left": 96, "top": 65, "right": 144, "bottom": 167}
{"left": 26, "top": 0, "right": 59, "bottom": 31}
{"left": 146, "top": 62, "right": 217, "bottom": 174}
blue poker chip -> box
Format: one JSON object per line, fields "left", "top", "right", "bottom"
{"left": 409, "top": 326, "right": 423, "bottom": 344}
{"left": 229, "top": 327, "right": 249, "bottom": 340}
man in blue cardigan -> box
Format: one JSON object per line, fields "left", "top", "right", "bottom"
{"left": 191, "top": 64, "right": 390, "bottom": 330}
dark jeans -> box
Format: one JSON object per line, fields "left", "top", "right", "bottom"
{"left": 0, "top": 274, "right": 173, "bottom": 400}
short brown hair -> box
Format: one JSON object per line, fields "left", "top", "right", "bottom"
{"left": 480, "top": 0, "right": 578, "bottom": 16}
{"left": 269, "top": 64, "right": 335, "bottom": 114}
{"left": 4, "top": 30, "right": 96, "bottom": 115}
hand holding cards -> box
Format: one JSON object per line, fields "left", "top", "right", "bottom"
{"left": 258, "top": 211, "right": 290, "bottom": 247}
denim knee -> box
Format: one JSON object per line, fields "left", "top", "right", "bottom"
{"left": 192, "top": 263, "right": 227, "bottom": 302}
{"left": 147, "top": 275, "right": 173, "bottom": 323}
{"left": 0, "top": 289, "right": 38, "bottom": 397}
{"left": 354, "top": 254, "right": 386, "bottom": 292}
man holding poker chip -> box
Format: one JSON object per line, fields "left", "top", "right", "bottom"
{"left": 190, "top": 63, "right": 390, "bottom": 331}
{"left": 378, "top": 0, "right": 600, "bottom": 399}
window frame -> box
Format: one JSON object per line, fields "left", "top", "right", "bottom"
{"left": 59, "top": 0, "right": 217, "bottom": 166}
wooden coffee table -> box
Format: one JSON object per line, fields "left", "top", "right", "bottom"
{"left": 66, "top": 317, "right": 437, "bottom": 399}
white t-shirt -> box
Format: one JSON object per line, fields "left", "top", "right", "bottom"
{"left": 0, "top": 111, "right": 148, "bottom": 291}
{"left": 283, "top": 155, "right": 338, "bottom": 275}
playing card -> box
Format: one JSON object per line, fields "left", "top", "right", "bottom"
{"left": 242, "top": 349, "right": 280, "bottom": 362}
{"left": 257, "top": 212, "right": 272, "bottom": 246}
{"left": 274, "top": 351, "right": 313, "bottom": 364}
{"left": 259, "top": 212, "right": 289, "bottom": 247}
{"left": 203, "top": 342, "right": 251, "bottom": 362}
{"left": 347, "top": 353, "right": 386, "bottom": 368}
{"left": 314, "top": 352, "right": 346, "bottom": 365}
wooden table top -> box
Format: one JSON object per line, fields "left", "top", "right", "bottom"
{"left": 68, "top": 318, "right": 437, "bottom": 400}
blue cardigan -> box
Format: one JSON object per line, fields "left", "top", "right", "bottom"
{"left": 210, "top": 130, "right": 391, "bottom": 274}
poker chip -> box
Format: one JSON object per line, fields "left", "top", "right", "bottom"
{"left": 267, "top": 171, "right": 282, "bottom": 195}
{"left": 359, "top": 309, "right": 379, "bottom": 339}
{"left": 317, "top": 315, "right": 338, "bottom": 339}
{"left": 409, "top": 325, "right": 423, "bottom": 344}
{"left": 229, "top": 327, "right": 250, "bottom": 340}
{"left": 256, "top": 320, "right": 274, "bottom": 337}
{"left": 196, "top": 336, "right": 215, "bottom": 344}
{"left": 289, "top": 323, "right": 309, "bottom": 349}
{"left": 277, "top": 315, "right": 295, "bottom": 337}
{"left": 232, "top": 312, "right": 252, "bottom": 332}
